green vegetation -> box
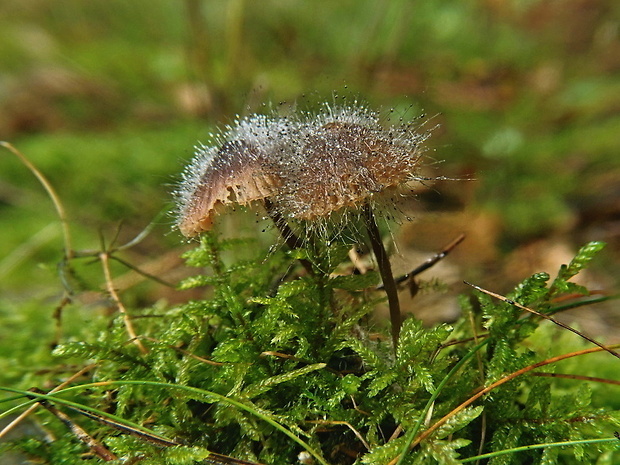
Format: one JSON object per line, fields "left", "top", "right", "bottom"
{"left": 1, "top": 229, "right": 618, "bottom": 464}
{"left": 1, "top": 0, "right": 618, "bottom": 463}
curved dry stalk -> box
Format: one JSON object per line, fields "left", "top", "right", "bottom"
{"left": 99, "top": 252, "right": 148, "bottom": 354}
{"left": 465, "top": 281, "right": 620, "bottom": 360}
{"left": 0, "top": 364, "right": 96, "bottom": 441}
{"left": 307, "top": 419, "right": 370, "bottom": 450}
{"left": 38, "top": 400, "right": 118, "bottom": 461}
{"left": 0, "top": 142, "right": 73, "bottom": 260}
{"left": 530, "top": 372, "right": 620, "bottom": 386}
{"left": 108, "top": 254, "right": 175, "bottom": 288}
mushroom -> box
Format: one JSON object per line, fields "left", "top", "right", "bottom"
{"left": 175, "top": 104, "right": 429, "bottom": 348}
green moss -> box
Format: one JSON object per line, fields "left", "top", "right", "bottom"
{"left": 2, "top": 236, "right": 617, "bottom": 464}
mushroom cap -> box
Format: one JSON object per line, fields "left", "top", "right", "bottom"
{"left": 277, "top": 117, "right": 423, "bottom": 220}
{"left": 177, "top": 140, "right": 282, "bottom": 237}
{"left": 175, "top": 105, "right": 426, "bottom": 236}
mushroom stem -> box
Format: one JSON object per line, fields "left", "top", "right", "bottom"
{"left": 264, "top": 199, "right": 314, "bottom": 274}
{"left": 363, "top": 203, "right": 401, "bottom": 349}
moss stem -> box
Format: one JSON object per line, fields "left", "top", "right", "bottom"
{"left": 363, "top": 204, "right": 401, "bottom": 349}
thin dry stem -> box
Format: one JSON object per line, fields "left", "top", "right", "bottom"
{"left": 0, "top": 364, "right": 96, "bottom": 440}
{"left": 385, "top": 233, "right": 465, "bottom": 288}
{"left": 530, "top": 372, "right": 620, "bottom": 386}
{"left": 0, "top": 142, "right": 73, "bottom": 260}
{"left": 40, "top": 402, "right": 118, "bottom": 461}
{"left": 388, "top": 425, "right": 403, "bottom": 442}
{"left": 465, "top": 281, "right": 620, "bottom": 360}
{"left": 307, "top": 419, "right": 370, "bottom": 450}
{"left": 99, "top": 252, "right": 148, "bottom": 354}
{"left": 60, "top": 402, "right": 179, "bottom": 447}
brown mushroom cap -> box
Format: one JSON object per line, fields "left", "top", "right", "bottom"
{"left": 278, "top": 121, "right": 422, "bottom": 220}
{"left": 178, "top": 140, "right": 282, "bottom": 237}
{"left": 176, "top": 106, "right": 426, "bottom": 237}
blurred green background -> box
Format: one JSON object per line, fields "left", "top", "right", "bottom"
{"left": 0, "top": 0, "right": 618, "bottom": 327}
